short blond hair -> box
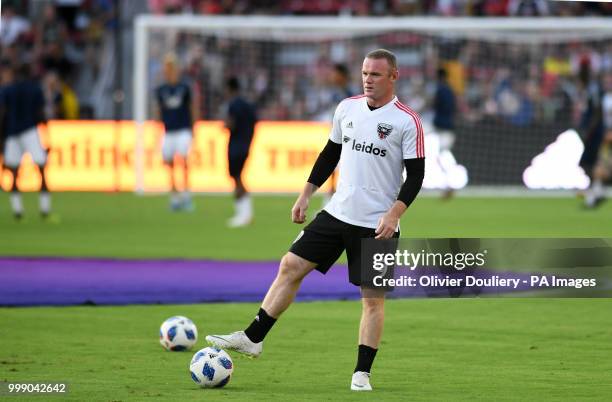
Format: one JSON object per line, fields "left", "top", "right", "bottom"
{"left": 163, "top": 52, "right": 178, "bottom": 66}
{"left": 365, "top": 49, "right": 397, "bottom": 71}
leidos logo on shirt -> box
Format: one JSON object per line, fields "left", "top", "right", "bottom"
{"left": 351, "top": 140, "right": 387, "bottom": 157}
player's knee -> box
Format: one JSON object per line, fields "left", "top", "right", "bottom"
{"left": 279, "top": 253, "right": 310, "bottom": 282}
{"left": 361, "top": 296, "right": 384, "bottom": 315}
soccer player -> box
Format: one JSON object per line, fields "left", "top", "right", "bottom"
{"left": 584, "top": 131, "right": 612, "bottom": 208}
{"left": 155, "top": 53, "right": 197, "bottom": 211}
{"left": 207, "top": 49, "right": 425, "bottom": 391}
{"left": 0, "top": 64, "right": 54, "bottom": 220}
{"left": 433, "top": 67, "right": 457, "bottom": 199}
{"left": 224, "top": 77, "right": 257, "bottom": 228}
{"left": 577, "top": 58, "right": 604, "bottom": 180}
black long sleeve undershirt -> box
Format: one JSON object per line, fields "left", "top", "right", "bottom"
{"left": 307, "top": 139, "right": 342, "bottom": 187}
{"left": 398, "top": 158, "right": 425, "bottom": 208}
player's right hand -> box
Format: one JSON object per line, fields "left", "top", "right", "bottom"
{"left": 291, "top": 197, "right": 309, "bottom": 224}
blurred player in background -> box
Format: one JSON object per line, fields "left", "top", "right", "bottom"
{"left": 577, "top": 58, "right": 604, "bottom": 181}
{"left": 207, "top": 49, "right": 425, "bottom": 392}
{"left": 584, "top": 131, "right": 612, "bottom": 208}
{"left": 155, "top": 53, "right": 198, "bottom": 212}
{"left": 322, "top": 63, "right": 356, "bottom": 207}
{"left": 224, "top": 77, "right": 257, "bottom": 228}
{"left": 432, "top": 67, "right": 457, "bottom": 199}
{"left": 0, "top": 64, "right": 54, "bottom": 221}
{"left": 0, "top": 61, "right": 12, "bottom": 170}
{"left": 584, "top": 73, "right": 612, "bottom": 208}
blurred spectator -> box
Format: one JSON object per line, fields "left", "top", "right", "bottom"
{"left": 149, "top": 0, "right": 191, "bottom": 14}
{"left": 36, "top": 4, "right": 68, "bottom": 44}
{"left": 1, "top": 5, "right": 31, "bottom": 46}
{"left": 471, "top": 0, "right": 509, "bottom": 16}
{"left": 41, "top": 41, "right": 73, "bottom": 78}
{"left": 330, "top": 64, "right": 357, "bottom": 104}
{"left": 42, "top": 71, "right": 64, "bottom": 119}
{"left": 61, "top": 74, "right": 80, "bottom": 119}
{"left": 510, "top": 81, "right": 535, "bottom": 126}
{"left": 54, "top": 0, "right": 84, "bottom": 33}
{"left": 41, "top": 69, "right": 80, "bottom": 120}
{"left": 507, "top": 0, "right": 549, "bottom": 16}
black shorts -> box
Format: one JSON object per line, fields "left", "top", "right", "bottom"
{"left": 289, "top": 210, "right": 399, "bottom": 287}
{"left": 228, "top": 153, "right": 248, "bottom": 179}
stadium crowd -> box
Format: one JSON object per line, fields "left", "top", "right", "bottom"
{"left": 1, "top": 0, "right": 611, "bottom": 125}
{"left": 123, "top": 1, "right": 612, "bottom": 129}
{"left": 149, "top": 29, "right": 611, "bottom": 135}
{"left": 1, "top": 0, "right": 115, "bottom": 119}
{"left": 147, "top": 0, "right": 611, "bottom": 17}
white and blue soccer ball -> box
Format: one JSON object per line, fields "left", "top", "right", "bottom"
{"left": 189, "top": 347, "right": 233, "bottom": 388}
{"left": 159, "top": 316, "right": 198, "bottom": 351}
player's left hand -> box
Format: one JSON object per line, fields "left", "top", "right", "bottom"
{"left": 375, "top": 212, "right": 399, "bottom": 240}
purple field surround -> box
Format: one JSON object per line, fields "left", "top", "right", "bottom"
{"left": 0, "top": 258, "right": 535, "bottom": 306}
{"left": 0, "top": 258, "right": 358, "bottom": 306}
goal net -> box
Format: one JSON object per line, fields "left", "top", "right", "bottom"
{"left": 133, "top": 16, "right": 612, "bottom": 193}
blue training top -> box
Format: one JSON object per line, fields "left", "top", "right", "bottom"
{"left": 433, "top": 81, "right": 456, "bottom": 131}
{"left": 0, "top": 79, "right": 45, "bottom": 137}
{"left": 580, "top": 79, "right": 604, "bottom": 133}
{"left": 227, "top": 96, "right": 257, "bottom": 156}
{"left": 156, "top": 82, "right": 192, "bottom": 132}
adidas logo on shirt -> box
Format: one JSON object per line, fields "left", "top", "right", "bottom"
{"left": 346, "top": 121, "right": 353, "bottom": 128}
{"left": 351, "top": 139, "right": 387, "bottom": 157}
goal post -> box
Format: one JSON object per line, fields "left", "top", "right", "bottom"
{"left": 133, "top": 15, "right": 612, "bottom": 193}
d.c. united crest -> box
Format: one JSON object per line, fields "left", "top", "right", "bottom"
{"left": 377, "top": 123, "right": 393, "bottom": 139}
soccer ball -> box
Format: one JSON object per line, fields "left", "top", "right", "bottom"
{"left": 189, "top": 347, "right": 233, "bottom": 388}
{"left": 159, "top": 316, "right": 198, "bottom": 351}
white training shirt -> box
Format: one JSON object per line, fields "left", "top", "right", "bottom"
{"left": 324, "top": 95, "right": 425, "bottom": 229}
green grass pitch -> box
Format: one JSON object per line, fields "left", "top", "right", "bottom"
{"left": 1, "top": 192, "right": 611, "bottom": 401}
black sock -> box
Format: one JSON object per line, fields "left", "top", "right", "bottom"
{"left": 244, "top": 308, "right": 276, "bottom": 343}
{"left": 354, "top": 344, "right": 378, "bottom": 373}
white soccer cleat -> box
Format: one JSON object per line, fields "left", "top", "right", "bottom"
{"left": 205, "top": 331, "right": 262, "bottom": 358}
{"left": 170, "top": 197, "right": 182, "bottom": 212}
{"left": 227, "top": 214, "right": 253, "bottom": 228}
{"left": 351, "top": 371, "right": 372, "bottom": 391}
